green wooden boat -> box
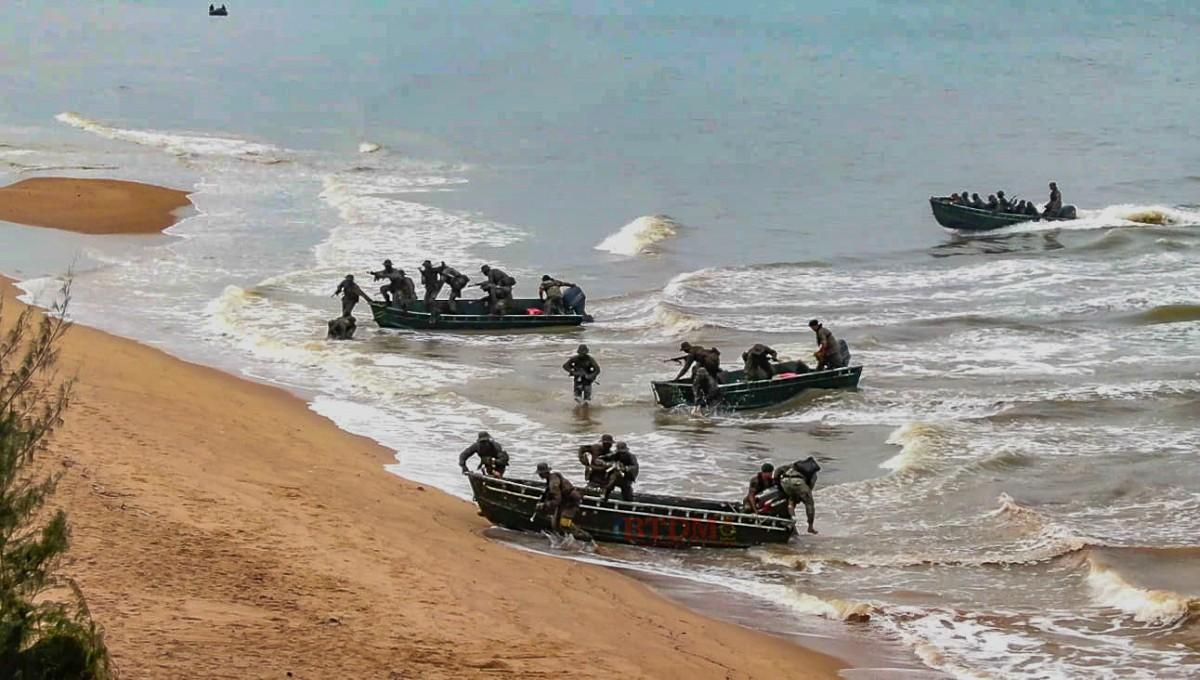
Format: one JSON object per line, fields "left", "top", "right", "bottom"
{"left": 368, "top": 298, "right": 585, "bottom": 331}
{"left": 467, "top": 473, "right": 795, "bottom": 548}
{"left": 930, "top": 197, "right": 1076, "bottom": 231}
{"left": 651, "top": 361, "right": 863, "bottom": 411}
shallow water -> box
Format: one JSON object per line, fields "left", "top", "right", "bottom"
{"left": 3, "top": 2, "right": 1200, "bottom": 677}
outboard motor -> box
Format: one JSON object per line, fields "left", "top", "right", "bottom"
{"left": 748, "top": 487, "right": 792, "bottom": 518}
{"left": 1058, "top": 205, "right": 1077, "bottom": 220}
{"left": 838, "top": 339, "right": 851, "bottom": 366}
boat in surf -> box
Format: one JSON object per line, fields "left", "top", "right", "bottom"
{"left": 651, "top": 361, "right": 863, "bottom": 411}
{"left": 368, "top": 298, "right": 587, "bottom": 331}
{"left": 929, "top": 197, "right": 1077, "bottom": 231}
{"left": 467, "top": 473, "right": 795, "bottom": 548}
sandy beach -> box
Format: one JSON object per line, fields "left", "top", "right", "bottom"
{"left": 0, "top": 177, "right": 192, "bottom": 234}
{"left": 2, "top": 183, "right": 842, "bottom": 678}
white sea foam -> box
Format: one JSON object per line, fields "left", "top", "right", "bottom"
{"left": 996, "top": 203, "right": 1200, "bottom": 235}
{"left": 55, "top": 112, "right": 282, "bottom": 160}
{"left": 1087, "top": 562, "right": 1198, "bottom": 626}
{"left": 358, "top": 141, "right": 382, "bottom": 153}
{"left": 594, "top": 214, "right": 681, "bottom": 256}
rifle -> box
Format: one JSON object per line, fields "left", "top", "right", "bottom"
{"left": 663, "top": 355, "right": 688, "bottom": 363}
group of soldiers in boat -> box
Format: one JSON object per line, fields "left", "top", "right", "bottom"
{"left": 328, "top": 259, "right": 589, "bottom": 338}
{"left": 943, "top": 180, "right": 1066, "bottom": 219}
{"left": 459, "top": 430, "right": 823, "bottom": 539}
{"left": 669, "top": 319, "right": 849, "bottom": 407}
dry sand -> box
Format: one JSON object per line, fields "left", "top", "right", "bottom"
{"left": 1, "top": 176, "right": 843, "bottom": 680}
{"left": 0, "top": 177, "right": 192, "bottom": 234}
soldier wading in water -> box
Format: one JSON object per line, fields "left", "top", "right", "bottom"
{"left": 562, "top": 344, "right": 601, "bottom": 404}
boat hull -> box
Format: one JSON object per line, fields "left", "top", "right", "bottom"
{"left": 929, "top": 197, "right": 1074, "bottom": 231}
{"left": 651, "top": 362, "right": 862, "bottom": 410}
{"left": 467, "top": 474, "right": 795, "bottom": 549}
{"left": 369, "top": 299, "right": 584, "bottom": 331}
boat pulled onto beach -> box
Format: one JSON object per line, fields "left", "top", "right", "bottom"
{"left": 929, "top": 197, "right": 1077, "bottom": 232}
{"left": 467, "top": 473, "right": 795, "bottom": 549}
{"left": 651, "top": 361, "right": 863, "bottom": 411}
{"left": 369, "top": 298, "right": 587, "bottom": 331}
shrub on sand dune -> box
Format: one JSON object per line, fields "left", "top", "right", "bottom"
{"left": 0, "top": 284, "right": 113, "bottom": 680}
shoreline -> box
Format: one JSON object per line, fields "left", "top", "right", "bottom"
{"left": 0, "top": 177, "right": 193, "bottom": 234}
{"left": 4, "top": 275, "right": 847, "bottom": 679}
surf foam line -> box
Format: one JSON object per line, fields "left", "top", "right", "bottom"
{"left": 595, "top": 214, "right": 681, "bottom": 256}
{"left": 56, "top": 112, "right": 283, "bottom": 161}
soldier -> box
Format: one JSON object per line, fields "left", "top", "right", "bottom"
{"left": 457, "top": 431, "right": 509, "bottom": 477}
{"left": 440, "top": 264, "right": 470, "bottom": 312}
{"left": 692, "top": 366, "right": 723, "bottom": 408}
{"left": 601, "top": 441, "right": 638, "bottom": 502}
{"left": 332, "top": 274, "right": 373, "bottom": 317}
{"left": 478, "top": 280, "right": 513, "bottom": 316}
{"left": 419, "top": 260, "right": 446, "bottom": 309}
{"left": 479, "top": 264, "right": 516, "bottom": 289}
{"left": 562, "top": 344, "right": 601, "bottom": 403}
{"left": 672, "top": 341, "right": 722, "bottom": 381}
{"left": 774, "top": 456, "right": 821, "bottom": 534}
{"left": 1043, "top": 181, "right": 1063, "bottom": 218}
{"left": 742, "top": 343, "right": 779, "bottom": 381}
{"left": 745, "top": 462, "right": 777, "bottom": 513}
{"left": 809, "top": 319, "right": 846, "bottom": 370}
{"left": 577, "top": 434, "right": 615, "bottom": 489}
{"left": 535, "top": 462, "right": 586, "bottom": 538}
{"left": 538, "top": 275, "right": 574, "bottom": 315}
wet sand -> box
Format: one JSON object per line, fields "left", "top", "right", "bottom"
{"left": 2, "top": 271, "right": 845, "bottom": 678}
{"left": 0, "top": 177, "right": 192, "bottom": 233}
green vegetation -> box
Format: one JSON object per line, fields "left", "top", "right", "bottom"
{"left": 1, "top": 287, "right": 113, "bottom": 679}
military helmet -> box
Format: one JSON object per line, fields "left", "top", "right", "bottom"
{"left": 615, "top": 441, "right": 629, "bottom": 452}
{"left": 536, "top": 462, "right": 550, "bottom": 473}
{"left": 383, "top": 259, "right": 392, "bottom": 267}
{"left": 601, "top": 434, "right": 614, "bottom": 444}
{"left": 477, "top": 431, "right": 491, "bottom": 441}
{"left": 577, "top": 344, "right": 589, "bottom": 355}
{"left": 680, "top": 341, "right": 691, "bottom": 351}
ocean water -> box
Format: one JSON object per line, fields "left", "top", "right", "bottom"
{"left": 2, "top": 2, "right": 1199, "bottom": 677}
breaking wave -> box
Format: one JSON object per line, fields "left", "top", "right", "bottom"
{"left": 358, "top": 141, "right": 382, "bottom": 154}
{"left": 880, "top": 422, "right": 951, "bottom": 474}
{"left": 56, "top": 112, "right": 283, "bottom": 161}
{"left": 595, "top": 214, "right": 681, "bottom": 256}
{"left": 1087, "top": 562, "right": 1199, "bottom": 626}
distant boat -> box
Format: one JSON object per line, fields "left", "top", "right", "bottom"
{"left": 929, "top": 197, "right": 1077, "bottom": 232}
{"left": 209, "top": 4, "right": 228, "bottom": 16}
